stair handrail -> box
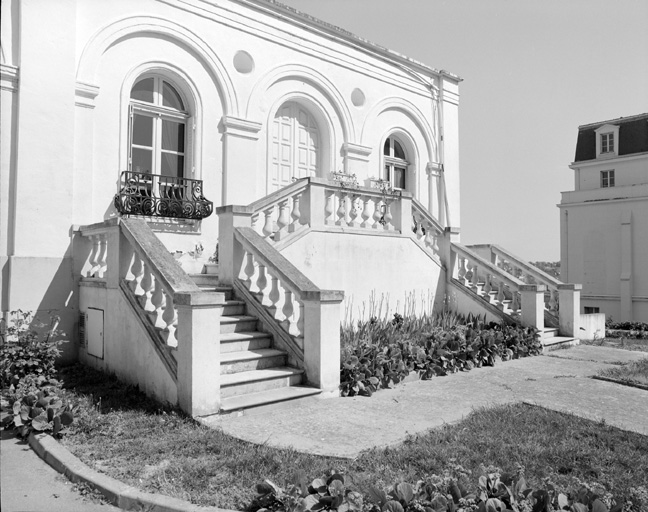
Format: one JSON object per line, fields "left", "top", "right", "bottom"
{"left": 412, "top": 198, "right": 444, "bottom": 238}
{"left": 119, "top": 218, "right": 202, "bottom": 295}
{"left": 248, "top": 177, "right": 311, "bottom": 214}
{"left": 469, "top": 244, "right": 563, "bottom": 289}
{"left": 452, "top": 243, "right": 528, "bottom": 291}
{"left": 234, "top": 226, "right": 342, "bottom": 303}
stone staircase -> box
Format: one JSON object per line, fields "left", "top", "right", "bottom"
{"left": 541, "top": 327, "right": 578, "bottom": 352}
{"left": 190, "top": 274, "right": 321, "bottom": 414}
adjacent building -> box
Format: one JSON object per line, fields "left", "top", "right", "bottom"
{"left": 559, "top": 113, "right": 648, "bottom": 322}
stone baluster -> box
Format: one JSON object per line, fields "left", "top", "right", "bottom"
{"left": 276, "top": 199, "right": 290, "bottom": 232}
{"left": 254, "top": 262, "right": 269, "bottom": 304}
{"left": 88, "top": 236, "right": 101, "bottom": 277}
{"left": 348, "top": 195, "right": 360, "bottom": 227}
{"left": 372, "top": 199, "right": 383, "bottom": 229}
{"left": 150, "top": 277, "right": 166, "bottom": 329}
{"left": 96, "top": 235, "right": 108, "bottom": 278}
{"left": 361, "top": 196, "right": 372, "bottom": 228}
{"left": 483, "top": 273, "right": 493, "bottom": 301}
{"left": 241, "top": 251, "right": 256, "bottom": 290}
{"left": 129, "top": 252, "right": 145, "bottom": 297}
{"left": 470, "top": 262, "right": 480, "bottom": 290}
{"left": 510, "top": 290, "right": 520, "bottom": 314}
{"left": 496, "top": 279, "right": 505, "bottom": 308}
{"left": 457, "top": 257, "right": 468, "bottom": 283}
{"left": 289, "top": 194, "right": 302, "bottom": 232}
{"left": 336, "top": 191, "right": 347, "bottom": 226}
{"left": 162, "top": 289, "right": 178, "bottom": 347}
{"left": 139, "top": 262, "right": 155, "bottom": 312}
{"left": 262, "top": 206, "right": 274, "bottom": 238}
{"left": 267, "top": 273, "right": 281, "bottom": 319}
{"left": 325, "top": 191, "right": 336, "bottom": 225}
{"left": 382, "top": 200, "right": 393, "bottom": 230}
{"left": 281, "top": 285, "right": 295, "bottom": 334}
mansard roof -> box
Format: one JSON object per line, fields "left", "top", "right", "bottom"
{"left": 574, "top": 113, "right": 648, "bottom": 162}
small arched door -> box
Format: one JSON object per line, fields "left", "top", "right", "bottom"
{"left": 270, "top": 102, "right": 319, "bottom": 191}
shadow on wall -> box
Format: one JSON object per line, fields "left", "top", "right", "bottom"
{"left": 28, "top": 242, "right": 79, "bottom": 365}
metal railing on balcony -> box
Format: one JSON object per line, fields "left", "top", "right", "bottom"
{"left": 114, "top": 171, "right": 213, "bottom": 220}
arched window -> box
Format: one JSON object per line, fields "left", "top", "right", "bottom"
{"left": 129, "top": 77, "right": 189, "bottom": 177}
{"left": 384, "top": 136, "right": 408, "bottom": 190}
{"left": 270, "top": 102, "right": 319, "bottom": 191}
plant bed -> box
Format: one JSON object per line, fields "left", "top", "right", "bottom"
{"left": 49, "top": 364, "right": 647, "bottom": 511}
{"left": 340, "top": 312, "right": 540, "bottom": 397}
{"left": 605, "top": 321, "right": 648, "bottom": 340}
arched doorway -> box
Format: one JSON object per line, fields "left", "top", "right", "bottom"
{"left": 270, "top": 101, "right": 320, "bottom": 191}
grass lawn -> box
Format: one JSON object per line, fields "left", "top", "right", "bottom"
{"left": 596, "top": 358, "right": 648, "bottom": 389}
{"left": 580, "top": 337, "right": 648, "bottom": 353}
{"left": 56, "top": 364, "right": 648, "bottom": 510}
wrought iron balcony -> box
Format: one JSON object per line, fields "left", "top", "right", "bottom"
{"left": 114, "top": 171, "right": 213, "bottom": 220}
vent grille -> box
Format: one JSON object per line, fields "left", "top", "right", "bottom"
{"left": 78, "top": 312, "right": 86, "bottom": 347}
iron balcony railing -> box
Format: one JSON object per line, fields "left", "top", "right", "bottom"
{"left": 114, "top": 171, "right": 213, "bottom": 220}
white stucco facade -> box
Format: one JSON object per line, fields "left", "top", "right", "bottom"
{"left": 1, "top": 0, "right": 461, "bottom": 361}
{"left": 559, "top": 114, "right": 648, "bottom": 322}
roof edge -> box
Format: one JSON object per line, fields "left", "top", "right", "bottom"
{"left": 240, "top": 0, "right": 463, "bottom": 82}
{"left": 578, "top": 113, "right": 648, "bottom": 130}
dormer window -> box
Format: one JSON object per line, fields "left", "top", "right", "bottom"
{"left": 594, "top": 123, "right": 619, "bottom": 158}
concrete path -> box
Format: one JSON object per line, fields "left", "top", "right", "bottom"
{"left": 1, "top": 429, "right": 122, "bottom": 512}
{"left": 202, "top": 345, "right": 648, "bottom": 458}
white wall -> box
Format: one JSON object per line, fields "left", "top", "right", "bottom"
{"left": 79, "top": 284, "right": 178, "bottom": 405}
{"left": 2, "top": 0, "right": 461, "bottom": 350}
{"left": 279, "top": 230, "right": 445, "bottom": 323}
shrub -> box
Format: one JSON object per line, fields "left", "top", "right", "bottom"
{"left": 1, "top": 387, "right": 77, "bottom": 438}
{"left": 340, "top": 312, "right": 540, "bottom": 397}
{"left": 0, "top": 310, "right": 68, "bottom": 392}
{"left": 250, "top": 465, "right": 638, "bottom": 512}
{"left": 0, "top": 310, "right": 76, "bottom": 437}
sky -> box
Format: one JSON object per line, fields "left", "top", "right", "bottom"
{"left": 278, "top": 0, "right": 648, "bottom": 262}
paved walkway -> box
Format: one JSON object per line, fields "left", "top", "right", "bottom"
{"left": 1, "top": 429, "right": 122, "bottom": 512}
{"left": 203, "top": 345, "right": 648, "bottom": 458}
{"left": 0, "top": 344, "right": 646, "bottom": 511}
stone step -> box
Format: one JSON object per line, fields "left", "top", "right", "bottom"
{"left": 220, "top": 348, "right": 287, "bottom": 374}
{"left": 220, "top": 315, "right": 258, "bottom": 333}
{"left": 220, "top": 367, "right": 304, "bottom": 398}
{"left": 220, "top": 331, "right": 273, "bottom": 353}
{"left": 543, "top": 328, "right": 559, "bottom": 339}
{"left": 542, "top": 336, "right": 579, "bottom": 353}
{"left": 189, "top": 274, "right": 221, "bottom": 286}
{"left": 223, "top": 300, "right": 246, "bottom": 316}
{"left": 219, "top": 386, "right": 321, "bottom": 414}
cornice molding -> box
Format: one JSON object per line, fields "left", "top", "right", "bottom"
{"left": 0, "top": 64, "right": 19, "bottom": 92}
{"left": 221, "top": 115, "right": 262, "bottom": 140}
{"left": 342, "top": 142, "right": 372, "bottom": 162}
{"left": 75, "top": 81, "right": 100, "bottom": 109}
{"left": 569, "top": 151, "right": 648, "bottom": 169}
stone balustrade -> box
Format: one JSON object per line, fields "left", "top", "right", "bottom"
{"left": 244, "top": 177, "right": 414, "bottom": 242}
{"left": 451, "top": 243, "right": 547, "bottom": 330}
{"left": 466, "top": 244, "right": 581, "bottom": 335}
{"left": 412, "top": 198, "right": 444, "bottom": 256}
{"left": 230, "top": 227, "right": 344, "bottom": 393}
